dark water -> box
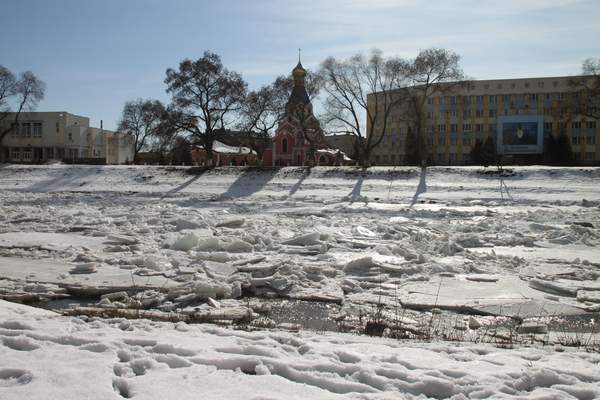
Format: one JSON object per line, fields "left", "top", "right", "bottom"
{"left": 33, "top": 296, "right": 341, "bottom": 332}
{"left": 38, "top": 297, "right": 96, "bottom": 310}
{"left": 265, "top": 300, "right": 340, "bottom": 332}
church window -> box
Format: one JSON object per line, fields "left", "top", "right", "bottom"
{"left": 282, "top": 137, "right": 288, "bottom": 153}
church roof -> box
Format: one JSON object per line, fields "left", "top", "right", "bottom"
{"left": 288, "top": 60, "right": 310, "bottom": 107}
{"left": 288, "top": 84, "right": 310, "bottom": 106}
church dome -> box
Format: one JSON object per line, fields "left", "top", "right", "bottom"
{"left": 292, "top": 61, "right": 306, "bottom": 78}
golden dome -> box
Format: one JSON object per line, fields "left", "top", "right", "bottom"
{"left": 292, "top": 61, "right": 306, "bottom": 77}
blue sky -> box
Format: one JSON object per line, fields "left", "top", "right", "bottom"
{"left": 1, "top": 0, "right": 599, "bottom": 130}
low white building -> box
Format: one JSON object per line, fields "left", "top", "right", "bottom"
{"left": 1, "top": 111, "right": 134, "bottom": 164}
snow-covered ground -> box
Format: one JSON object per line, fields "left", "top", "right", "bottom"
{"left": 2, "top": 300, "right": 600, "bottom": 399}
{"left": 0, "top": 164, "right": 599, "bottom": 399}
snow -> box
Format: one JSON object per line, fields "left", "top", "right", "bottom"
{"left": 1, "top": 164, "right": 600, "bottom": 398}
{"left": 211, "top": 141, "right": 256, "bottom": 155}
{"left": 1, "top": 299, "right": 600, "bottom": 399}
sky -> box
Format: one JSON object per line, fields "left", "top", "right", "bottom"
{"left": 1, "top": 0, "right": 599, "bottom": 131}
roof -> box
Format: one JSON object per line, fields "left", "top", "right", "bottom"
{"left": 316, "top": 148, "right": 353, "bottom": 161}
{"left": 210, "top": 141, "right": 256, "bottom": 155}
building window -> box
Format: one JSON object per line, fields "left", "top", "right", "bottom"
{"left": 463, "top": 124, "right": 471, "bottom": 132}
{"left": 450, "top": 124, "right": 457, "bottom": 133}
{"left": 438, "top": 124, "right": 446, "bottom": 133}
{"left": 450, "top": 110, "right": 457, "bottom": 117}
{"left": 10, "top": 123, "right": 18, "bottom": 138}
{"left": 489, "top": 109, "right": 496, "bottom": 117}
{"left": 475, "top": 110, "right": 483, "bottom": 118}
{"left": 502, "top": 95, "right": 510, "bottom": 103}
{"left": 22, "top": 148, "right": 33, "bottom": 161}
{"left": 476, "top": 124, "right": 483, "bottom": 132}
{"left": 476, "top": 95, "right": 483, "bottom": 104}
{"left": 585, "top": 152, "right": 595, "bottom": 160}
{"left": 544, "top": 122, "right": 553, "bottom": 131}
{"left": 22, "top": 123, "right": 31, "bottom": 138}
{"left": 11, "top": 148, "right": 20, "bottom": 161}
{"left": 553, "top": 81, "right": 558, "bottom": 87}
{"left": 463, "top": 110, "right": 471, "bottom": 118}
{"left": 572, "top": 121, "right": 582, "bottom": 129}
{"left": 68, "top": 132, "right": 73, "bottom": 141}
{"left": 282, "top": 137, "right": 288, "bottom": 153}
{"left": 32, "top": 123, "right": 42, "bottom": 138}
{"left": 525, "top": 82, "right": 530, "bottom": 88}
{"left": 587, "top": 136, "right": 596, "bottom": 145}
{"left": 572, "top": 136, "right": 582, "bottom": 145}
{"left": 538, "top": 81, "right": 545, "bottom": 88}
{"left": 489, "top": 95, "right": 496, "bottom": 103}
{"left": 588, "top": 121, "right": 597, "bottom": 129}
{"left": 462, "top": 137, "right": 471, "bottom": 146}
{"left": 438, "top": 136, "right": 446, "bottom": 145}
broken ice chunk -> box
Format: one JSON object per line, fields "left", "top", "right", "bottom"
{"left": 70, "top": 262, "right": 98, "bottom": 274}
{"left": 344, "top": 256, "right": 378, "bottom": 273}
{"left": 223, "top": 240, "right": 253, "bottom": 253}
{"left": 106, "top": 234, "right": 138, "bottom": 245}
{"left": 282, "top": 232, "right": 320, "bottom": 246}
{"left": 173, "top": 218, "right": 205, "bottom": 231}
{"left": 171, "top": 233, "right": 199, "bottom": 252}
{"left": 215, "top": 218, "right": 245, "bottom": 228}
{"left": 353, "top": 226, "right": 377, "bottom": 237}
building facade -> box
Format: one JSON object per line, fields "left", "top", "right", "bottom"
{"left": 367, "top": 76, "right": 599, "bottom": 165}
{"left": 1, "top": 112, "right": 134, "bottom": 164}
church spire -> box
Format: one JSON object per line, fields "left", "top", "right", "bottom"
{"left": 287, "top": 53, "right": 310, "bottom": 110}
{"left": 292, "top": 49, "right": 307, "bottom": 87}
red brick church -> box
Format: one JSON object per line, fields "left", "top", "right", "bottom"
{"left": 262, "top": 59, "right": 353, "bottom": 166}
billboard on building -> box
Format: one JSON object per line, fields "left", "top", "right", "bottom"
{"left": 496, "top": 115, "right": 544, "bottom": 155}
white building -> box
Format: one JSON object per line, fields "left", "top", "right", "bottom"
{"left": 1, "top": 111, "right": 134, "bottom": 164}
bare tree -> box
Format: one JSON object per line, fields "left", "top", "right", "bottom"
{"left": 0, "top": 67, "right": 45, "bottom": 160}
{"left": 164, "top": 51, "right": 247, "bottom": 162}
{"left": 237, "top": 85, "right": 279, "bottom": 161}
{"left": 569, "top": 57, "right": 600, "bottom": 119}
{"left": 399, "top": 48, "right": 467, "bottom": 165}
{"left": 117, "top": 99, "right": 165, "bottom": 163}
{"left": 320, "top": 49, "right": 404, "bottom": 167}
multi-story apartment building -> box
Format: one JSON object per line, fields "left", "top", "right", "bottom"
{"left": 0, "top": 111, "right": 134, "bottom": 164}
{"left": 368, "top": 76, "right": 599, "bottom": 165}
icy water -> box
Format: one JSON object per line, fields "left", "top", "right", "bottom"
{"left": 265, "top": 300, "right": 340, "bottom": 331}
{"left": 31, "top": 296, "right": 599, "bottom": 336}
{"left": 34, "top": 296, "right": 342, "bottom": 331}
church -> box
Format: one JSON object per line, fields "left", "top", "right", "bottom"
{"left": 262, "top": 59, "right": 353, "bottom": 167}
